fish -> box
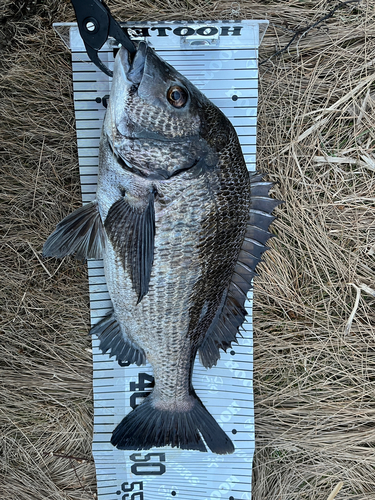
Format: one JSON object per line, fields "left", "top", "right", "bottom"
{"left": 43, "top": 41, "right": 280, "bottom": 455}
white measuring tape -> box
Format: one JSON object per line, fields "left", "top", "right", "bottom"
{"left": 53, "top": 19, "right": 268, "bottom": 500}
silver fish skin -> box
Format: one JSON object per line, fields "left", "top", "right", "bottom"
{"left": 43, "top": 41, "right": 279, "bottom": 455}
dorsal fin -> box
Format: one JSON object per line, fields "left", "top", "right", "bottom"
{"left": 199, "top": 172, "right": 282, "bottom": 368}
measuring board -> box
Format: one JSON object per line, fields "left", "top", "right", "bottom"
{"left": 53, "top": 19, "right": 268, "bottom": 500}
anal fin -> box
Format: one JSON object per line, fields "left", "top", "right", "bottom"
{"left": 90, "top": 311, "right": 146, "bottom": 366}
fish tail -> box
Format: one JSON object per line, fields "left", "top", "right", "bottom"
{"left": 111, "top": 392, "right": 235, "bottom": 455}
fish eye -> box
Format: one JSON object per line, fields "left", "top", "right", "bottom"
{"left": 167, "top": 85, "right": 188, "bottom": 108}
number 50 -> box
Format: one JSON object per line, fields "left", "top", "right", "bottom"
{"left": 130, "top": 453, "right": 166, "bottom": 476}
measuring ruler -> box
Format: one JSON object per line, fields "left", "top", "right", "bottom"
{"left": 53, "top": 19, "right": 268, "bottom": 500}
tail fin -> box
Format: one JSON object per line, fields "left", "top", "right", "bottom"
{"left": 111, "top": 392, "right": 234, "bottom": 455}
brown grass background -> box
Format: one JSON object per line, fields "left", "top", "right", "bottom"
{"left": 1, "top": 0, "right": 375, "bottom": 498}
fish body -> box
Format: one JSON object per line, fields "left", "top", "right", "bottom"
{"left": 43, "top": 42, "right": 279, "bottom": 454}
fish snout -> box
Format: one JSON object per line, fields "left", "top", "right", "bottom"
{"left": 116, "top": 41, "right": 147, "bottom": 85}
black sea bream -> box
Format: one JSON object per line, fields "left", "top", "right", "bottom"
{"left": 43, "top": 41, "right": 279, "bottom": 454}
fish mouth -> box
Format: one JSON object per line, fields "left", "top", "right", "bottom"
{"left": 116, "top": 41, "right": 147, "bottom": 86}
{"left": 116, "top": 40, "right": 174, "bottom": 102}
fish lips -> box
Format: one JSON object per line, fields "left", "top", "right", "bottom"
{"left": 111, "top": 43, "right": 157, "bottom": 137}
{"left": 121, "top": 41, "right": 147, "bottom": 85}
{"left": 115, "top": 41, "right": 153, "bottom": 87}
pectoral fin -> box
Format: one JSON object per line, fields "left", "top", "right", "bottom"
{"left": 43, "top": 201, "right": 105, "bottom": 260}
{"left": 104, "top": 191, "right": 155, "bottom": 303}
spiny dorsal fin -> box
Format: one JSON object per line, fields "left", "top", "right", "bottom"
{"left": 42, "top": 201, "right": 105, "bottom": 260}
{"left": 199, "top": 172, "right": 282, "bottom": 368}
{"left": 104, "top": 191, "right": 155, "bottom": 304}
{"left": 90, "top": 310, "right": 146, "bottom": 366}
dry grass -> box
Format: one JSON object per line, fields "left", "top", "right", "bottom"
{"left": 1, "top": 0, "right": 375, "bottom": 499}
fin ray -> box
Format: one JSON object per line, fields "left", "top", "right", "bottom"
{"left": 105, "top": 192, "right": 155, "bottom": 303}
{"left": 90, "top": 311, "right": 146, "bottom": 366}
{"left": 199, "top": 172, "right": 282, "bottom": 368}
{"left": 43, "top": 201, "right": 105, "bottom": 260}
{"left": 111, "top": 392, "right": 234, "bottom": 455}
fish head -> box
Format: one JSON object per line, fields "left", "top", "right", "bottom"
{"left": 103, "top": 41, "right": 231, "bottom": 179}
